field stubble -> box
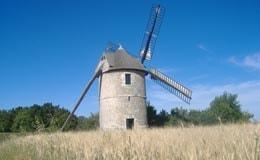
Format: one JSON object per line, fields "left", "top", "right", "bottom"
{"left": 0, "top": 123, "right": 259, "bottom": 160}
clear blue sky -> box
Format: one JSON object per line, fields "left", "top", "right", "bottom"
{"left": 1, "top": 0, "right": 260, "bottom": 119}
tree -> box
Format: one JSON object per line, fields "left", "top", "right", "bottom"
{"left": 77, "top": 113, "right": 99, "bottom": 130}
{"left": 11, "top": 108, "right": 34, "bottom": 132}
{"left": 208, "top": 92, "right": 253, "bottom": 123}
{"left": 166, "top": 107, "right": 191, "bottom": 126}
{"left": 147, "top": 103, "right": 157, "bottom": 127}
{"left": 157, "top": 109, "right": 169, "bottom": 126}
{"left": 147, "top": 103, "right": 169, "bottom": 127}
{"left": 170, "top": 107, "right": 189, "bottom": 122}
{"left": 4, "top": 103, "right": 78, "bottom": 132}
{"left": 41, "top": 103, "right": 78, "bottom": 131}
{"left": 0, "top": 110, "right": 12, "bottom": 132}
{"left": 0, "top": 92, "right": 254, "bottom": 133}
{"left": 188, "top": 110, "right": 203, "bottom": 125}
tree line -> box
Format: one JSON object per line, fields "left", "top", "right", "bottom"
{"left": 147, "top": 92, "right": 253, "bottom": 127}
{"left": 0, "top": 92, "right": 253, "bottom": 132}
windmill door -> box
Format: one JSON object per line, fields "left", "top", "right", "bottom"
{"left": 126, "top": 118, "right": 134, "bottom": 129}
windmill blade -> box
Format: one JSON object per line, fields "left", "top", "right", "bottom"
{"left": 148, "top": 68, "right": 192, "bottom": 104}
{"left": 60, "top": 70, "right": 101, "bottom": 131}
{"left": 140, "top": 4, "right": 165, "bottom": 64}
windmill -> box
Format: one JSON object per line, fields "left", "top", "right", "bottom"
{"left": 61, "top": 5, "right": 192, "bottom": 131}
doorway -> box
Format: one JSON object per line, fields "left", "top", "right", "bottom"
{"left": 126, "top": 118, "right": 134, "bottom": 129}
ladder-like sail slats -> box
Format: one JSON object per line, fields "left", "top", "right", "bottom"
{"left": 140, "top": 5, "right": 165, "bottom": 63}
{"left": 148, "top": 68, "right": 192, "bottom": 104}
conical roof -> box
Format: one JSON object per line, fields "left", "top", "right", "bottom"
{"left": 101, "top": 48, "right": 146, "bottom": 73}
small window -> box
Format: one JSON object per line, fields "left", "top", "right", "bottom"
{"left": 125, "top": 73, "right": 131, "bottom": 85}
{"left": 126, "top": 118, "right": 134, "bottom": 129}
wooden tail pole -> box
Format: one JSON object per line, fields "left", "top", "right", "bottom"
{"left": 60, "top": 71, "right": 99, "bottom": 131}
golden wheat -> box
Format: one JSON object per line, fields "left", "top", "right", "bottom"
{"left": 0, "top": 123, "right": 259, "bottom": 160}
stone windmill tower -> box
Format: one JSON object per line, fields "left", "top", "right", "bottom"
{"left": 61, "top": 5, "right": 192, "bottom": 131}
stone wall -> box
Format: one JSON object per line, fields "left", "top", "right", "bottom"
{"left": 99, "top": 70, "right": 147, "bottom": 130}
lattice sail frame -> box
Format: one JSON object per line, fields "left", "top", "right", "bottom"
{"left": 148, "top": 68, "right": 192, "bottom": 104}
{"left": 140, "top": 5, "right": 165, "bottom": 63}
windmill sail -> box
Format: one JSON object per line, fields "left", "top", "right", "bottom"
{"left": 148, "top": 68, "right": 192, "bottom": 104}
{"left": 140, "top": 5, "right": 165, "bottom": 63}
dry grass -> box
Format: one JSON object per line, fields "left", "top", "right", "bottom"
{"left": 0, "top": 123, "right": 260, "bottom": 160}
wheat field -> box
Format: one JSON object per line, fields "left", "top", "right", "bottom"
{"left": 0, "top": 124, "right": 260, "bottom": 160}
